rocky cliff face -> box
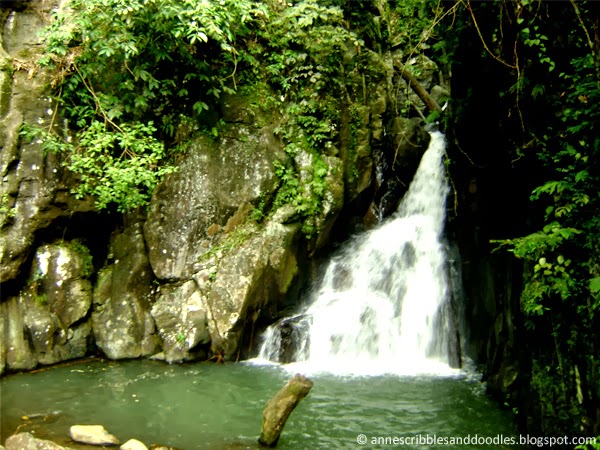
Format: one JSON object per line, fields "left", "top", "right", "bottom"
{"left": 0, "top": 2, "right": 97, "bottom": 287}
{"left": 0, "top": 1, "right": 101, "bottom": 374}
{"left": 0, "top": 1, "right": 442, "bottom": 374}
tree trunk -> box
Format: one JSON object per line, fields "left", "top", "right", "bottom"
{"left": 258, "top": 374, "right": 313, "bottom": 447}
{"left": 396, "top": 64, "right": 443, "bottom": 114}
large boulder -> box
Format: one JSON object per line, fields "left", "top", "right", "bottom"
{"left": 92, "top": 222, "right": 158, "bottom": 359}
{"left": 1, "top": 241, "right": 94, "bottom": 373}
{"left": 29, "top": 243, "right": 93, "bottom": 328}
{"left": 150, "top": 280, "right": 210, "bottom": 363}
{"left": 199, "top": 221, "right": 301, "bottom": 360}
{"left": 143, "top": 96, "right": 304, "bottom": 360}
{"left": 150, "top": 219, "right": 301, "bottom": 362}
{"left": 144, "top": 123, "right": 286, "bottom": 282}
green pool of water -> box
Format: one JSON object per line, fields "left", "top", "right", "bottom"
{"left": 1, "top": 359, "right": 522, "bottom": 449}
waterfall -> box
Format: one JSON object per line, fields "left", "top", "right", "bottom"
{"left": 257, "top": 132, "right": 459, "bottom": 375}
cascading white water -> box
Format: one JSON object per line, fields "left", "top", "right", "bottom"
{"left": 257, "top": 132, "right": 457, "bottom": 375}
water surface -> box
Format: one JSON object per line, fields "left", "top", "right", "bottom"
{"left": 1, "top": 359, "right": 521, "bottom": 449}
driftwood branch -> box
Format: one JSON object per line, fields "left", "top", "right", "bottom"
{"left": 258, "top": 374, "right": 313, "bottom": 447}
{"left": 395, "top": 64, "right": 442, "bottom": 114}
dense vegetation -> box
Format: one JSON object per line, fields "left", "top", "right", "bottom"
{"left": 22, "top": 0, "right": 599, "bottom": 441}
{"left": 26, "top": 0, "right": 439, "bottom": 236}
{"left": 26, "top": 0, "right": 270, "bottom": 211}
{"left": 444, "top": 0, "right": 600, "bottom": 439}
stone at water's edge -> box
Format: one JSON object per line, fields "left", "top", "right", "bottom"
{"left": 120, "top": 439, "right": 149, "bottom": 450}
{"left": 201, "top": 221, "right": 301, "bottom": 360}
{"left": 150, "top": 280, "right": 210, "bottom": 363}
{"left": 4, "top": 432, "right": 72, "bottom": 450}
{"left": 1, "top": 242, "right": 94, "bottom": 372}
{"left": 92, "top": 221, "right": 158, "bottom": 360}
{"left": 69, "top": 425, "right": 120, "bottom": 446}
{"left": 258, "top": 374, "right": 313, "bottom": 447}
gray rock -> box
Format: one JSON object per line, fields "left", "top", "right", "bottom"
{"left": 340, "top": 104, "right": 373, "bottom": 203}
{"left": 22, "top": 295, "right": 60, "bottom": 363}
{"left": 387, "top": 117, "right": 430, "bottom": 182}
{"left": 29, "top": 243, "right": 93, "bottom": 328}
{"left": 292, "top": 150, "right": 344, "bottom": 251}
{"left": 313, "top": 156, "right": 344, "bottom": 251}
{"left": 408, "top": 54, "right": 439, "bottom": 90}
{"left": 148, "top": 352, "right": 166, "bottom": 361}
{"left": 0, "top": 242, "right": 94, "bottom": 372}
{"left": 0, "top": 293, "right": 92, "bottom": 373}
{"left": 271, "top": 204, "right": 299, "bottom": 224}
{"left": 220, "top": 92, "right": 258, "bottom": 124}
{"left": 92, "top": 222, "right": 158, "bottom": 359}
{"left": 0, "top": 35, "right": 12, "bottom": 119}
{"left": 1, "top": 296, "right": 37, "bottom": 372}
{"left": 144, "top": 122, "right": 285, "bottom": 281}
{"left": 69, "top": 425, "right": 120, "bottom": 446}
{"left": 4, "top": 432, "right": 71, "bottom": 450}
{"left": 151, "top": 280, "right": 210, "bottom": 363}
{"left": 0, "top": 303, "right": 5, "bottom": 374}
{"left": 430, "top": 85, "right": 450, "bottom": 106}
{"left": 0, "top": 3, "right": 95, "bottom": 284}
{"left": 200, "top": 221, "right": 301, "bottom": 359}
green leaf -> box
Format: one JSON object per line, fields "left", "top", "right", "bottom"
{"left": 590, "top": 277, "right": 600, "bottom": 294}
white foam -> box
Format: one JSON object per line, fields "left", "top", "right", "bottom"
{"left": 258, "top": 132, "right": 456, "bottom": 377}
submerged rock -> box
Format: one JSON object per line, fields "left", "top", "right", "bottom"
{"left": 4, "top": 432, "right": 71, "bottom": 450}
{"left": 69, "top": 425, "right": 120, "bottom": 446}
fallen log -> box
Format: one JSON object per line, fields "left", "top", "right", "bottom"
{"left": 258, "top": 374, "right": 313, "bottom": 447}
